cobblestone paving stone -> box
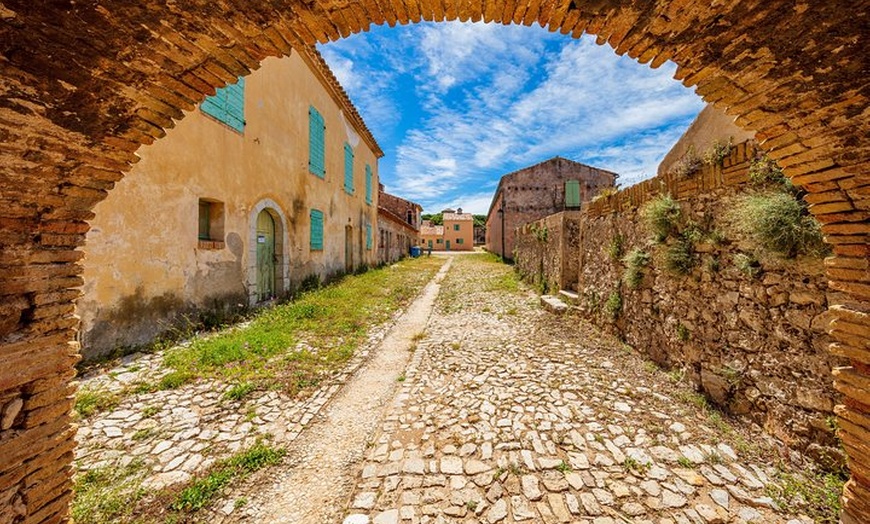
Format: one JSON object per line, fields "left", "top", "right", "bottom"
{"left": 342, "top": 255, "right": 816, "bottom": 524}
{"left": 74, "top": 304, "right": 407, "bottom": 492}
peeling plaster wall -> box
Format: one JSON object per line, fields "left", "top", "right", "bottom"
{"left": 79, "top": 53, "right": 380, "bottom": 359}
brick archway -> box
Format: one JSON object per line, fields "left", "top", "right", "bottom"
{"left": 0, "top": 1, "right": 867, "bottom": 522}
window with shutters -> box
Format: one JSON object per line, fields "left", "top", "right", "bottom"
{"left": 366, "top": 223, "right": 372, "bottom": 250}
{"left": 344, "top": 143, "right": 354, "bottom": 194}
{"left": 309, "top": 106, "right": 326, "bottom": 178}
{"left": 365, "top": 164, "right": 373, "bottom": 205}
{"left": 453, "top": 224, "right": 460, "bottom": 231}
{"left": 456, "top": 238, "right": 464, "bottom": 244}
{"left": 201, "top": 78, "right": 245, "bottom": 133}
{"left": 565, "top": 179, "right": 581, "bottom": 208}
{"left": 310, "top": 209, "right": 324, "bottom": 251}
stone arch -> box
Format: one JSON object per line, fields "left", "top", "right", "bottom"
{"left": 0, "top": 2, "right": 866, "bottom": 522}
{"left": 247, "top": 199, "right": 290, "bottom": 305}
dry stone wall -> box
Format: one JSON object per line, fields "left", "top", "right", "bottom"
{"left": 516, "top": 143, "right": 847, "bottom": 466}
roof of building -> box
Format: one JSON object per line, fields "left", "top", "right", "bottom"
{"left": 486, "top": 156, "right": 620, "bottom": 217}
{"left": 377, "top": 206, "right": 419, "bottom": 233}
{"left": 443, "top": 212, "right": 473, "bottom": 221}
{"left": 420, "top": 223, "right": 444, "bottom": 236}
{"left": 298, "top": 46, "right": 383, "bottom": 158}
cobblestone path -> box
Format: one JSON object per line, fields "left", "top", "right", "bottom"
{"left": 339, "top": 254, "right": 815, "bottom": 524}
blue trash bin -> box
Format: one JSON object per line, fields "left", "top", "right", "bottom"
{"left": 410, "top": 246, "right": 422, "bottom": 258}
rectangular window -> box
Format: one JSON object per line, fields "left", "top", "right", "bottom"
{"left": 436, "top": 239, "right": 443, "bottom": 244}
{"left": 310, "top": 208, "right": 324, "bottom": 251}
{"left": 198, "top": 201, "right": 211, "bottom": 240}
{"left": 365, "top": 164, "right": 373, "bottom": 205}
{"left": 309, "top": 106, "right": 326, "bottom": 178}
{"left": 344, "top": 143, "right": 354, "bottom": 194}
{"left": 197, "top": 199, "right": 225, "bottom": 248}
{"left": 457, "top": 238, "right": 464, "bottom": 244}
{"left": 453, "top": 224, "right": 460, "bottom": 231}
{"left": 366, "top": 223, "right": 372, "bottom": 250}
{"left": 201, "top": 77, "right": 245, "bottom": 133}
{"left": 565, "top": 179, "right": 581, "bottom": 207}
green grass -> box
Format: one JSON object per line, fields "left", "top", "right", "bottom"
{"left": 224, "top": 382, "right": 256, "bottom": 401}
{"left": 158, "top": 256, "right": 443, "bottom": 396}
{"left": 623, "top": 456, "right": 650, "bottom": 475}
{"left": 172, "top": 443, "right": 286, "bottom": 513}
{"left": 556, "top": 461, "right": 571, "bottom": 473}
{"left": 765, "top": 468, "right": 846, "bottom": 523}
{"left": 74, "top": 388, "right": 121, "bottom": 419}
{"left": 677, "top": 456, "right": 693, "bottom": 468}
{"left": 71, "top": 460, "right": 148, "bottom": 523}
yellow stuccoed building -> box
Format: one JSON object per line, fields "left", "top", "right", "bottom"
{"left": 78, "top": 48, "right": 383, "bottom": 360}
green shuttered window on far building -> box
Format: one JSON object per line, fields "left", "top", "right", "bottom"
{"left": 565, "top": 179, "right": 581, "bottom": 208}
{"left": 344, "top": 142, "right": 354, "bottom": 194}
{"left": 201, "top": 77, "right": 245, "bottom": 133}
{"left": 310, "top": 209, "right": 324, "bottom": 251}
{"left": 309, "top": 106, "right": 326, "bottom": 178}
{"left": 365, "top": 164, "right": 373, "bottom": 205}
{"left": 366, "top": 223, "right": 372, "bottom": 250}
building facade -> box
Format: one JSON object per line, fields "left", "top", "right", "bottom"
{"left": 377, "top": 185, "right": 422, "bottom": 264}
{"left": 78, "top": 48, "right": 383, "bottom": 359}
{"left": 485, "top": 157, "right": 617, "bottom": 261}
{"left": 419, "top": 208, "right": 474, "bottom": 251}
{"left": 420, "top": 221, "right": 445, "bottom": 251}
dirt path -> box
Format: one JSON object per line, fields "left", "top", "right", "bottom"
{"left": 225, "top": 257, "right": 454, "bottom": 523}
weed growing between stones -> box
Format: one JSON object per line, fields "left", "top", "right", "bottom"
{"left": 641, "top": 194, "right": 682, "bottom": 242}
{"left": 607, "top": 233, "right": 624, "bottom": 261}
{"left": 71, "top": 459, "right": 149, "bottom": 523}
{"left": 73, "top": 388, "right": 120, "bottom": 419}
{"left": 171, "top": 442, "right": 286, "bottom": 513}
{"left": 733, "top": 252, "right": 762, "bottom": 279}
{"left": 621, "top": 248, "right": 650, "bottom": 288}
{"left": 668, "top": 145, "right": 702, "bottom": 179}
{"left": 605, "top": 290, "right": 622, "bottom": 321}
{"left": 224, "top": 382, "right": 256, "bottom": 401}
{"left": 702, "top": 139, "right": 732, "bottom": 166}
{"left": 764, "top": 468, "right": 847, "bottom": 524}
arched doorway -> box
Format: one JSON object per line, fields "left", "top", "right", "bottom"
{"left": 247, "top": 200, "right": 289, "bottom": 305}
{"left": 256, "top": 209, "right": 276, "bottom": 302}
{"left": 0, "top": 3, "right": 866, "bottom": 522}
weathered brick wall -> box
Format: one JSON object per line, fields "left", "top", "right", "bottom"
{"left": 570, "top": 144, "right": 847, "bottom": 465}
{"left": 514, "top": 211, "right": 582, "bottom": 294}
{"left": 0, "top": 2, "right": 868, "bottom": 522}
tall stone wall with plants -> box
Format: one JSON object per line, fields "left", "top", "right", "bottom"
{"left": 516, "top": 141, "right": 846, "bottom": 466}
{"left": 581, "top": 142, "right": 845, "bottom": 464}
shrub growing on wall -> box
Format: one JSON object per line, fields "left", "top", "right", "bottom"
{"left": 731, "top": 191, "right": 827, "bottom": 258}
{"left": 641, "top": 194, "right": 682, "bottom": 242}
{"left": 622, "top": 249, "right": 650, "bottom": 288}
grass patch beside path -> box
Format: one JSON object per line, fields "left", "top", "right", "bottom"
{"left": 71, "top": 460, "right": 149, "bottom": 523}
{"left": 161, "top": 256, "right": 444, "bottom": 396}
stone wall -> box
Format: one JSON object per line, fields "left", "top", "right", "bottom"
{"left": 514, "top": 211, "right": 582, "bottom": 294}
{"left": 516, "top": 142, "right": 847, "bottom": 465}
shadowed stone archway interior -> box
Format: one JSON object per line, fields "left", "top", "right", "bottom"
{"left": 0, "top": 1, "right": 867, "bottom": 522}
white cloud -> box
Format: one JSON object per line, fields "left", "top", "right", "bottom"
{"left": 320, "top": 22, "right": 705, "bottom": 212}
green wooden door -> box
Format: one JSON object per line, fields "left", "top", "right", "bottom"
{"left": 446, "top": 240, "right": 451, "bottom": 250}
{"left": 256, "top": 210, "right": 275, "bottom": 301}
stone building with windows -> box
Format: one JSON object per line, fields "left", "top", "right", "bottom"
{"left": 420, "top": 208, "right": 474, "bottom": 251}
{"left": 78, "top": 48, "right": 382, "bottom": 359}
{"left": 485, "top": 157, "right": 617, "bottom": 261}
{"left": 377, "top": 185, "right": 422, "bottom": 264}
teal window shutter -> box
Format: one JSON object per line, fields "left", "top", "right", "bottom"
{"left": 565, "top": 179, "right": 581, "bottom": 207}
{"left": 366, "top": 223, "right": 372, "bottom": 250}
{"left": 310, "top": 209, "right": 324, "bottom": 251}
{"left": 201, "top": 77, "right": 245, "bottom": 132}
{"left": 309, "top": 106, "right": 325, "bottom": 178}
{"left": 365, "top": 164, "right": 373, "bottom": 205}
{"left": 453, "top": 224, "right": 460, "bottom": 231}
{"left": 344, "top": 143, "right": 354, "bottom": 194}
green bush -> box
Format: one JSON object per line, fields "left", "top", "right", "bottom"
{"left": 664, "top": 236, "right": 696, "bottom": 275}
{"left": 607, "top": 234, "right": 624, "bottom": 261}
{"left": 748, "top": 155, "right": 790, "bottom": 188}
{"left": 669, "top": 146, "right": 702, "bottom": 179}
{"left": 605, "top": 290, "right": 622, "bottom": 320}
{"left": 731, "top": 192, "right": 827, "bottom": 258}
{"left": 622, "top": 249, "right": 650, "bottom": 288}
{"left": 642, "top": 194, "right": 682, "bottom": 242}
{"left": 703, "top": 139, "right": 732, "bottom": 166}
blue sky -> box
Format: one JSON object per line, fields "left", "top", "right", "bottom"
{"left": 318, "top": 22, "right": 704, "bottom": 215}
